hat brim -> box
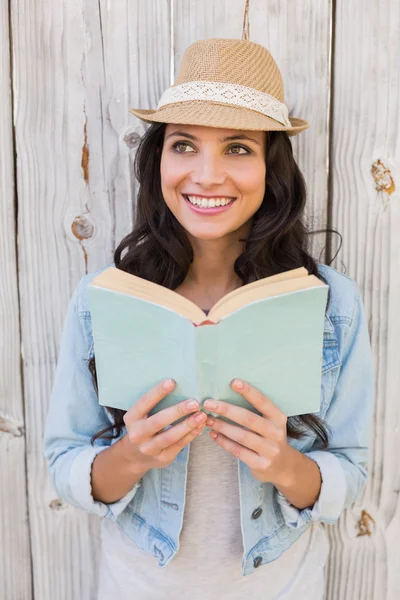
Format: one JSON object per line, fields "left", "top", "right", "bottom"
{"left": 129, "top": 101, "right": 309, "bottom": 137}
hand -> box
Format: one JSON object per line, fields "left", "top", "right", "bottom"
{"left": 204, "top": 379, "right": 293, "bottom": 486}
{"left": 122, "top": 379, "right": 207, "bottom": 472}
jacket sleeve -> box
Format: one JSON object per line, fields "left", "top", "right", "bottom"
{"left": 42, "top": 278, "right": 142, "bottom": 520}
{"left": 276, "top": 287, "right": 374, "bottom": 528}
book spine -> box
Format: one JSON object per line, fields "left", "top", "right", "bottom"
{"left": 194, "top": 324, "right": 218, "bottom": 405}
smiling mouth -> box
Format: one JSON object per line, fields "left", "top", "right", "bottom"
{"left": 182, "top": 194, "right": 237, "bottom": 208}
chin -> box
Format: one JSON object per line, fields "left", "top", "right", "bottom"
{"left": 184, "top": 225, "right": 238, "bottom": 241}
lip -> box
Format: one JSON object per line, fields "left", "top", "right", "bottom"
{"left": 182, "top": 193, "right": 237, "bottom": 199}
{"left": 182, "top": 194, "right": 237, "bottom": 215}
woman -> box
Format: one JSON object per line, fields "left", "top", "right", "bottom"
{"left": 43, "top": 39, "right": 374, "bottom": 599}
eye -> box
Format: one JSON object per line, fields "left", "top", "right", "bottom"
{"left": 172, "top": 141, "right": 194, "bottom": 153}
{"left": 227, "top": 144, "right": 251, "bottom": 155}
{"left": 171, "top": 141, "right": 251, "bottom": 155}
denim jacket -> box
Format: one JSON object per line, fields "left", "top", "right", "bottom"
{"left": 43, "top": 263, "right": 374, "bottom": 577}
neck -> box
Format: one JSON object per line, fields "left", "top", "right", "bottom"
{"left": 185, "top": 231, "right": 247, "bottom": 302}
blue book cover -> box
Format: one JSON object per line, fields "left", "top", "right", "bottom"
{"left": 87, "top": 267, "right": 328, "bottom": 424}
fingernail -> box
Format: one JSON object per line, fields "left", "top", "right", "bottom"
{"left": 195, "top": 412, "right": 206, "bottom": 422}
{"left": 163, "top": 379, "right": 175, "bottom": 390}
{"left": 186, "top": 399, "right": 199, "bottom": 410}
{"left": 232, "top": 378, "right": 244, "bottom": 389}
{"left": 204, "top": 399, "right": 217, "bottom": 409}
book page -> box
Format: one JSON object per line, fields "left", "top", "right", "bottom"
{"left": 91, "top": 267, "right": 206, "bottom": 322}
{"left": 209, "top": 274, "right": 326, "bottom": 321}
{"left": 91, "top": 266, "right": 315, "bottom": 325}
{"left": 209, "top": 266, "right": 308, "bottom": 314}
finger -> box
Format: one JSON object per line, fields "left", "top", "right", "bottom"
{"left": 210, "top": 430, "right": 272, "bottom": 472}
{"left": 231, "top": 379, "right": 287, "bottom": 425}
{"left": 141, "top": 411, "right": 207, "bottom": 456}
{"left": 204, "top": 400, "right": 284, "bottom": 441}
{"left": 160, "top": 421, "right": 207, "bottom": 464}
{"left": 124, "top": 379, "right": 176, "bottom": 424}
{"left": 208, "top": 417, "right": 280, "bottom": 455}
{"left": 135, "top": 397, "right": 202, "bottom": 440}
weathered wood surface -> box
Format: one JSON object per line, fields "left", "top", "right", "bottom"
{"left": 10, "top": 1, "right": 170, "bottom": 598}
{"left": 327, "top": 1, "right": 400, "bottom": 599}
{"left": 0, "top": 0, "right": 32, "bottom": 598}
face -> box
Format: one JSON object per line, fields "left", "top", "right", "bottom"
{"left": 160, "top": 124, "right": 267, "bottom": 241}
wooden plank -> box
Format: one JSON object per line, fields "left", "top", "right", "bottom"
{"left": 10, "top": 0, "right": 171, "bottom": 597}
{"left": 327, "top": 1, "right": 400, "bottom": 598}
{"left": 0, "top": 0, "right": 32, "bottom": 598}
{"left": 173, "top": 0, "right": 333, "bottom": 261}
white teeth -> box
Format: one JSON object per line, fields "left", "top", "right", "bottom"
{"left": 186, "top": 195, "right": 235, "bottom": 208}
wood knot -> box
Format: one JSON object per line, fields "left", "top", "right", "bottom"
{"left": 71, "top": 214, "right": 94, "bottom": 240}
{"left": 356, "top": 509, "right": 376, "bottom": 537}
{"left": 49, "top": 498, "right": 69, "bottom": 511}
{"left": 371, "top": 159, "right": 396, "bottom": 195}
{"left": 0, "top": 415, "right": 24, "bottom": 437}
{"left": 124, "top": 131, "right": 142, "bottom": 149}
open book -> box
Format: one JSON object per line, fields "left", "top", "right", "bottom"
{"left": 88, "top": 266, "right": 328, "bottom": 424}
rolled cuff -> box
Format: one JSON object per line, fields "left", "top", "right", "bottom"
{"left": 276, "top": 450, "right": 347, "bottom": 528}
{"left": 69, "top": 446, "right": 142, "bottom": 520}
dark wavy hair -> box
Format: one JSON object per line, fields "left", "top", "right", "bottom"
{"left": 89, "top": 122, "right": 340, "bottom": 449}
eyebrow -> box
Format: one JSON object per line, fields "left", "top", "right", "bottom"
{"left": 165, "top": 130, "right": 262, "bottom": 147}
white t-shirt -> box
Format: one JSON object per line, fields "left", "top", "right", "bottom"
{"left": 97, "top": 428, "right": 330, "bottom": 600}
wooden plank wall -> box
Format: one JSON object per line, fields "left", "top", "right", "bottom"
{"left": 0, "top": 0, "right": 32, "bottom": 598}
{"left": 8, "top": 1, "right": 171, "bottom": 598}
{"left": 1, "top": 0, "right": 398, "bottom": 598}
{"left": 327, "top": 1, "right": 400, "bottom": 598}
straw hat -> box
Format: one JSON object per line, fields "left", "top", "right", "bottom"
{"left": 129, "top": 38, "right": 309, "bottom": 137}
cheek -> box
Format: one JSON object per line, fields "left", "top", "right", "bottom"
{"left": 234, "top": 162, "right": 266, "bottom": 200}
{"left": 233, "top": 157, "right": 264, "bottom": 182}
{"left": 160, "top": 155, "right": 177, "bottom": 191}
{"left": 160, "top": 158, "right": 190, "bottom": 215}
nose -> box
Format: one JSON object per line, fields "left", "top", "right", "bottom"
{"left": 190, "top": 152, "right": 227, "bottom": 188}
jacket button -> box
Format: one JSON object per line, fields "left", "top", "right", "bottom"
{"left": 251, "top": 507, "right": 263, "bottom": 519}
{"left": 253, "top": 556, "right": 262, "bottom": 568}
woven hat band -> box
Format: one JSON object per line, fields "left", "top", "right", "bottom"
{"left": 157, "top": 80, "right": 291, "bottom": 128}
